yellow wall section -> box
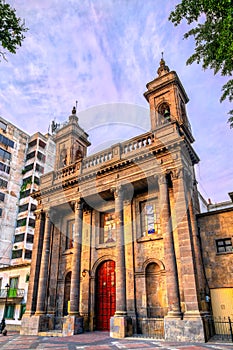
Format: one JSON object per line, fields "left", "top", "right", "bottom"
{"left": 210, "top": 288, "right": 233, "bottom": 319}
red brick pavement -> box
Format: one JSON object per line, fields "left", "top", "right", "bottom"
{"left": 0, "top": 332, "right": 232, "bottom": 349}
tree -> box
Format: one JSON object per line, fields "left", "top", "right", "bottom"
{"left": 0, "top": 0, "right": 28, "bottom": 61}
{"left": 169, "top": 0, "right": 233, "bottom": 127}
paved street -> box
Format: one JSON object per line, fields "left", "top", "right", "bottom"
{"left": 0, "top": 332, "right": 232, "bottom": 350}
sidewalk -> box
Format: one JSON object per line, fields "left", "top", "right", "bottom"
{"left": 0, "top": 331, "right": 232, "bottom": 349}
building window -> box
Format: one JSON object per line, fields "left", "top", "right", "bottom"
{"left": 35, "top": 163, "right": 44, "bottom": 174}
{"left": 19, "top": 189, "right": 30, "bottom": 199}
{"left": 8, "top": 277, "right": 18, "bottom": 297}
{"left": 158, "top": 102, "right": 171, "bottom": 123}
{"left": 37, "top": 151, "right": 45, "bottom": 163}
{"left": 26, "top": 234, "right": 34, "bottom": 244}
{"left": 18, "top": 203, "right": 29, "bottom": 213}
{"left": 0, "top": 120, "right": 7, "bottom": 131}
{"left": 0, "top": 178, "right": 8, "bottom": 188}
{"left": 28, "top": 218, "right": 35, "bottom": 228}
{"left": 28, "top": 139, "right": 37, "bottom": 148}
{"left": 0, "top": 134, "right": 14, "bottom": 148}
{"left": 30, "top": 203, "right": 37, "bottom": 212}
{"left": 14, "top": 233, "right": 25, "bottom": 243}
{"left": 0, "top": 208, "right": 2, "bottom": 217}
{"left": 26, "top": 151, "right": 35, "bottom": 160}
{"left": 66, "top": 219, "right": 75, "bottom": 249}
{"left": 0, "top": 192, "right": 5, "bottom": 202}
{"left": 0, "top": 161, "right": 10, "bottom": 174}
{"left": 39, "top": 139, "right": 46, "bottom": 149}
{"left": 25, "top": 274, "right": 30, "bottom": 283}
{"left": 34, "top": 176, "right": 40, "bottom": 185}
{"left": 100, "top": 212, "right": 116, "bottom": 244}
{"left": 4, "top": 304, "right": 15, "bottom": 319}
{"left": 24, "top": 163, "right": 34, "bottom": 173}
{"left": 19, "top": 303, "right": 26, "bottom": 319}
{"left": 0, "top": 147, "right": 11, "bottom": 161}
{"left": 140, "top": 199, "right": 160, "bottom": 237}
{"left": 16, "top": 218, "right": 26, "bottom": 227}
{"left": 12, "top": 249, "right": 23, "bottom": 259}
{"left": 25, "top": 250, "right": 32, "bottom": 259}
{"left": 216, "top": 238, "right": 232, "bottom": 253}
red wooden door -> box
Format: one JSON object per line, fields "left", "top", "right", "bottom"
{"left": 96, "top": 260, "right": 116, "bottom": 331}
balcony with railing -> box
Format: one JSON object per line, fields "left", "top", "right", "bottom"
{"left": 0, "top": 288, "right": 24, "bottom": 300}
{"left": 82, "top": 131, "right": 154, "bottom": 172}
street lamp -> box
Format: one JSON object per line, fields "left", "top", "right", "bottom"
{"left": 4, "top": 283, "right": 10, "bottom": 318}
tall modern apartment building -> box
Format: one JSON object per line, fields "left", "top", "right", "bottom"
{"left": 0, "top": 117, "right": 29, "bottom": 267}
{"left": 0, "top": 116, "right": 56, "bottom": 267}
{"left": 11, "top": 132, "right": 56, "bottom": 265}
{"left": 0, "top": 117, "right": 56, "bottom": 329}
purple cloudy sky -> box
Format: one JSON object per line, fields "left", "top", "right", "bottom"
{"left": 0, "top": 0, "right": 232, "bottom": 203}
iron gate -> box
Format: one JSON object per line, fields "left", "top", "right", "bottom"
{"left": 207, "top": 316, "right": 233, "bottom": 342}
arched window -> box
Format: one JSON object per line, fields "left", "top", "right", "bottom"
{"left": 75, "top": 149, "right": 83, "bottom": 161}
{"left": 59, "top": 149, "right": 67, "bottom": 168}
{"left": 158, "top": 102, "right": 171, "bottom": 123}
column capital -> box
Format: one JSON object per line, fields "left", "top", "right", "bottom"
{"left": 34, "top": 209, "right": 43, "bottom": 221}
{"left": 45, "top": 208, "right": 56, "bottom": 221}
{"left": 171, "top": 167, "right": 192, "bottom": 185}
{"left": 111, "top": 185, "right": 124, "bottom": 199}
{"left": 74, "top": 198, "right": 84, "bottom": 211}
{"left": 158, "top": 173, "right": 168, "bottom": 185}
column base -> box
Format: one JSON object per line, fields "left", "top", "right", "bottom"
{"left": 164, "top": 312, "right": 206, "bottom": 342}
{"left": 110, "top": 315, "right": 132, "bottom": 338}
{"left": 62, "top": 315, "right": 84, "bottom": 336}
{"left": 20, "top": 314, "right": 50, "bottom": 335}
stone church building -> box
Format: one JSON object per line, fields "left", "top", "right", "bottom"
{"left": 21, "top": 59, "right": 212, "bottom": 342}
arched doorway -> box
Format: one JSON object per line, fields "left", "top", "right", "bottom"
{"left": 63, "top": 271, "right": 71, "bottom": 316}
{"left": 146, "top": 262, "right": 167, "bottom": 317}
{"left": 95, "top": 260, "right": 116, "bottom": 330}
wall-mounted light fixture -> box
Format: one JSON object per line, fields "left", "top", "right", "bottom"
{"left": 82, "top": 269, "right": 89, "bottom": 278}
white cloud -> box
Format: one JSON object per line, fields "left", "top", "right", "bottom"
{"left": 1, "top": 0, "right": 232, "bottom": 202}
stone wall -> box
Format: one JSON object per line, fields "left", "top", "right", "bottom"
{"left": 197, "top": 208, "right": 233, "bottom": 288}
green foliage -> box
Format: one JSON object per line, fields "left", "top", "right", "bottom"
{"left": 169, "top": 0, "right": 233, "bottom": 127}
{"left": 0, "top": 0, "right": 28, "bottom": 60}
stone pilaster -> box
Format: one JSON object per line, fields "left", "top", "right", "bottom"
{"left": 187, "top": 184, "right": 208, "bottom": 312}
{"left": 110, "top": 186, "right": 132, "bottom": 338}
{"left": 165, "top": 168, "right": 205, "bottom": 342}
{"left": 35, "top": 209, "right": 53, "bottom": 315}
{"left": 159, "top": 174, "right": 181, "bottom": 317}
{"left": 172, "top": 168, "right": 200, "bottom": 314}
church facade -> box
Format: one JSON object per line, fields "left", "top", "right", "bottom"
{"left": 21, "top": 60, "right": 211, "bottom": 341}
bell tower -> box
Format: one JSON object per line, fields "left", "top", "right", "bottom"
{"left": 144, "top": 57, "right": 194, "bottom": 143}
{"left": 53, "top": 106, "right": 91, "bottom": 170}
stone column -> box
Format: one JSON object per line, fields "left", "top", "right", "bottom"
{"left": 35, "top": 209, "right": 53, "bottom": 315}
{"left": 20, "top": 210, "right": 45, "bottom": 335}
{"left": 24, "top": 210, "right": 44, "bottom": 316}
{"left": 110, "top": 186, "right": 132, "bottom": 338}
{"left": 63, "top": 199, "right": 84, "bottom": 336}
{"left": 69, "top": 199, "right": 83, "bottom": 315}
{"left": 114, "top": 186, "right": 127, "bottom": 315}
{"left": 159, "top": 174, "right": 181, "bottom": 317}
